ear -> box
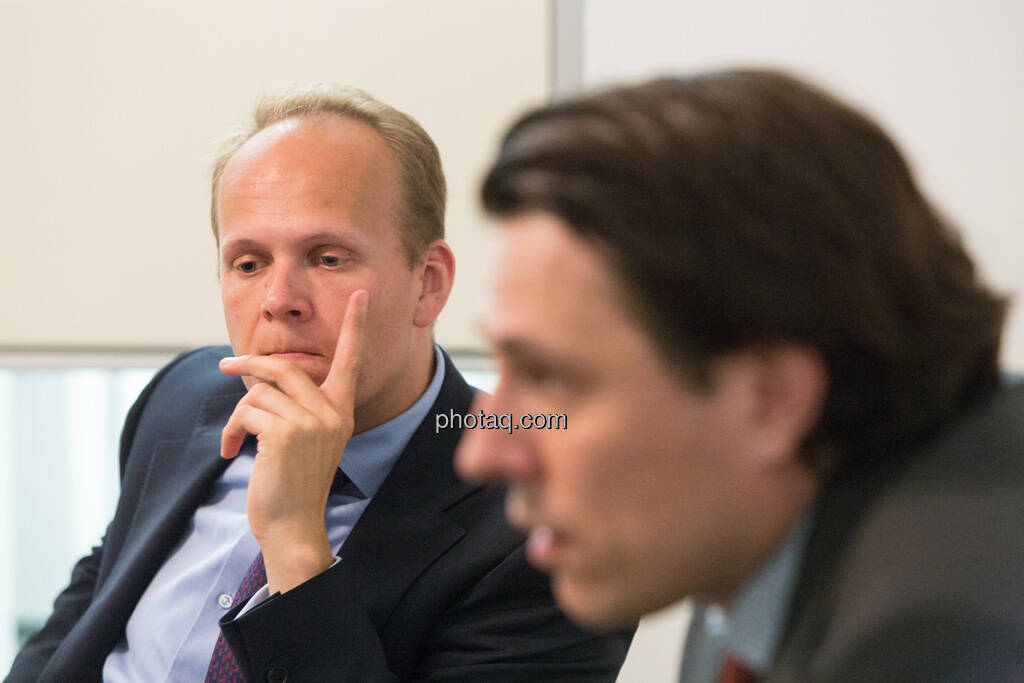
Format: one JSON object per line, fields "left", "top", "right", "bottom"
{"left": 413, "top": 239, "right": 456, "bottom": 327}
{"left": 738, "top": 344, "right": 828, "bottom": 470}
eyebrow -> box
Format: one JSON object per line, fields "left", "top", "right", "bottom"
{"left": 219, "top": 231, "right": 366, "bottom": 258}
{"left": 486, "top": 330, "right": 568, "bottom": 369}
{"left": 219, "top": 238, "right": 263, "bottom": 257}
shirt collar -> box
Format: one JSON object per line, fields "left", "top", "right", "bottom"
{"left": 720, "top": 511, "right": 813, "bottom": 672}
{"left": 339, "top": 345, "right": 446, "bottom": 499}
{"left": 681, "top": 510, "right": 813, "bottom": 681}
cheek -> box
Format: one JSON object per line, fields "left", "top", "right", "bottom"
{"left": 558, "top": 396, "right": 713, "bottom": 545}
{"left": 222, "top": 289, "right": 255, "bottom": 341}
{"left": 365, "top": 275, "right": 420, "bottom": 339}
{"left": 222, "top": 278, "right": 260, "bottom": 309}
{"left": 540, "top": 414, "right": 635, "bottom": 526}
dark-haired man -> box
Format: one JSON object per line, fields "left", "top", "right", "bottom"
{"left": 8, "top": 86, "right": 631, "bottom": 682}
{"left": 457, "top": 71, "right": 1024, "bottom": 682}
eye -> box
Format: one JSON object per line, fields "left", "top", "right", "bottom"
{"left": 234, "top": 259, "right": 264, "bottom": 274}
{"left": 312, "top": 248, "right": 352, "bottom": 269}
{"left": 514, "top": 361, "right": 564, "bottom": 390}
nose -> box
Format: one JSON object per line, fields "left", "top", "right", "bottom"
{"left": 455, "top": 390, "right": 540, "bottom": 485}
{"left": 260, "top": 263, "right": 313, "bottom": 322}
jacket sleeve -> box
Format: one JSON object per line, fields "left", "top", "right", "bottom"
{"left": 410, "top": 545, "right": 635, "bottom": 682}
{"left": 218, "top": 544, "right": 633, "bottom": 682}
{"left": 3, "top": 351, "right": 193, "bottom": 683}
{"left": 219, "top": 563, "right": 400, "bottom": 683}
{"left": 3, "top": 539, "right": 108, "bottom": 683}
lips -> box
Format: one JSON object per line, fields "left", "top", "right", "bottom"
{"left": 505, "top": 486, "right": 570, "bottom": 569}
{"left": 262, "top": 345, "right": 325, "bottom": 358}
{"left": 525, "top": 524, "right": 574, "bottom": 570}
{"left": 526, "top": 525, "right": 556, "bottom": 567}
{"left": 268, "top": 351, "right": 322, "bottom": 359}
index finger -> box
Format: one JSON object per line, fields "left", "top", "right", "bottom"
{"left": 321, "top": 289, "right": 369, "bottom": 406}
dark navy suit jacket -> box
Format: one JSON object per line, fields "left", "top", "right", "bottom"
{"left": 7, "top": 346, "right": 631, "bottom": 682}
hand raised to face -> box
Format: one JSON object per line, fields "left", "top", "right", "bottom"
{"left": 218, "top": 289, "right": 369, "bottom": 594}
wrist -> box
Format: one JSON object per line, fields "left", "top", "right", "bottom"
{"left": 258, "top": 526, "right": 335, "bottom": 594}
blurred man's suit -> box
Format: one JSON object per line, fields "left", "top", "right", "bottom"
{"left": 678, "top": 381, "right": 1024, "bottom": 683}
{"left": 764, "top": 380, "right": 1024, "bottom": 681}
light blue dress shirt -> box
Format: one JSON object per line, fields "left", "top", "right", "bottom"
{"left": 678, "top": 512, "right": 813, "bottom": 682}
{"left": 103, "top": 346, "right": 445, "bottom": 683}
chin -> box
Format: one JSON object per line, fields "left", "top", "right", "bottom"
{"left": 552, "top": 572, "right": 643, "bottom": 631}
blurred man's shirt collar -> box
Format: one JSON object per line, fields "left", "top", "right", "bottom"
{"left": 679, "top": 512, "right": 813, "bottom": 682}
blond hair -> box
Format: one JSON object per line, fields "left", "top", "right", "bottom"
{"left": 211, "top": 85, "right": 445, "bottom": 265}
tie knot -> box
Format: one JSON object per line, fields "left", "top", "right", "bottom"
{"left": 329, "top": 468, "right": 351, "bottom": 496}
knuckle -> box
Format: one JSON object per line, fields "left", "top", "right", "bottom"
{"left": 281, "top": 415, "right": 315, "bottom": 439}
{"left": 280, "top": 421, "right": 300, "bottom": 439}
{"left": 247, "top": 383, "right": 268, "bottom": 400}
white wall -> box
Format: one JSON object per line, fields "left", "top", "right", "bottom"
{"left": 0, "top": 0, "right": 549, "bottom": 352}
{"left": 582, "top": 0, "right": 1024, "bottom": 371}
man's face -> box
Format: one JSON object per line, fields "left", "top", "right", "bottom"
{"left": 456, "top": 212, "right": 813, "bottom": 629}
{"left": 218, "top": 116, "right": 427, "bottom": 430}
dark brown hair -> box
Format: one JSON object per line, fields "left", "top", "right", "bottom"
{"left": 482, "top": 69, "right": 1007, "bottom": 473}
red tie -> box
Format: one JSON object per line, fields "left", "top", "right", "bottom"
{"left": 204, "top": 469, "right": 347, "bottom": 682}
{"left": 204, "top": 551, "right": 266, "bottom": 682}
{"left": 718, "top": 654, "right": 759, "bottom": 683}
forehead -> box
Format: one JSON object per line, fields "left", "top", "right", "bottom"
{"left": 217, "top": 115, "right": 402, "bottom": 242}
{"left": 490, "top": 212, "right": 637, "bottom": 344}
{"left": 225, "top": 114, "right": 394, "bottom": 183}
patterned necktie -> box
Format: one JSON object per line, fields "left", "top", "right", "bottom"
{"left": 204, "top": 551, "right": 265, "bottom": 683}
{"left": 204, "top": 468, "right": 349, "bottom": 682}
{"left": 718, "top": 655, "right": 759, "bottom": 683}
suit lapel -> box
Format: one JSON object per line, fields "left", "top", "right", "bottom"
{"left": 768, "top": 448, "right": 911, "bottom": 681}
{"left": 93, "top": 393, "right": 237, "bottom": 626}
{"left": 769, "top": 384, "right": 1023, "bottom": 681}
{"left": 95, "top": 392, "right": 239, "bottom": 602}
{"left": 53, "top": 389, "right": 242, "bottom": 676}
{"left": 332, "top": 354, "right": 479, "bottom": 629}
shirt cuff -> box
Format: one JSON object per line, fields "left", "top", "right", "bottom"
{"left": 235, "top": 556, "right": 342, "bottom": 617}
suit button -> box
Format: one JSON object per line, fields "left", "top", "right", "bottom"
{"left": 267, "top": 667, "right": 288, "bottom": 683}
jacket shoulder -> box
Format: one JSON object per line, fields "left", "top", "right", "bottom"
{"left": 118, "top": 345, "right": 242, "bottom": 470}
{"left": 781, "top": 384, "right": 1024, "bottom": 681}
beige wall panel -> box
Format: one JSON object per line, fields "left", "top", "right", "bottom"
{"left": 582, "top": 0, "right": 1024, "bottom": 371}
{"left": 0, "top": 0, "right": 549, "bottom": 351}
